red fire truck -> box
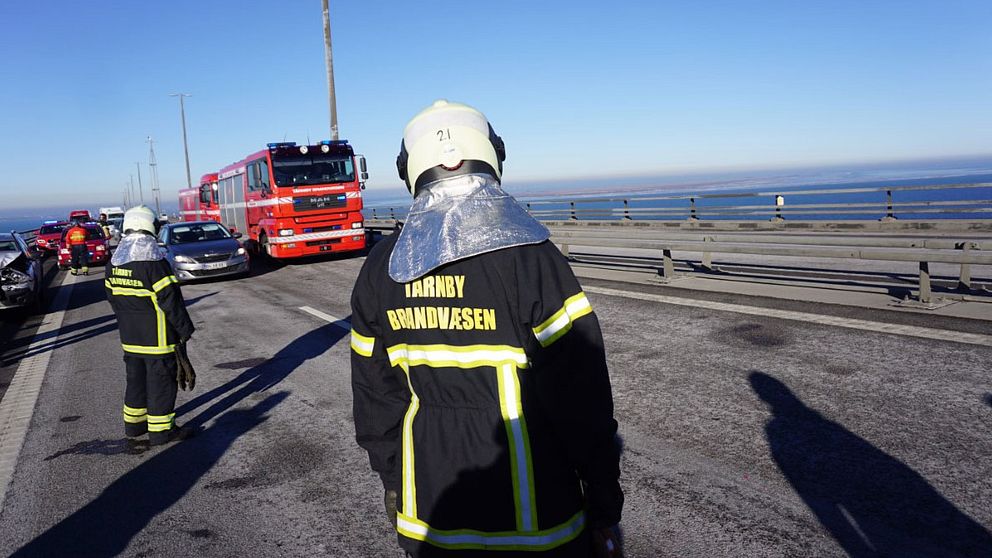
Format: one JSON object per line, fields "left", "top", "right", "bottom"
{"left": 212, "top": 141, "right": 367, "bottom": 258}
{"left": 179, "top": 173, "right": 220, "bottom": 222}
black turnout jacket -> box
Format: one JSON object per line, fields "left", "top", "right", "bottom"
{"left": 105, "top": 256, "right": 194, "bottom": 358}
{"left": 351, "top": 235, "right": 622, "bottom": 555}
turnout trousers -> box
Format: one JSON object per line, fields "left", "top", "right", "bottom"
{"left": 70, "top": 245, "right": 88, "bottom": 273}
{"left": 123, "top": 354, "right": 178, "bottom": 444}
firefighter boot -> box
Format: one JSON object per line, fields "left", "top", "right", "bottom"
{"left": 82, "top": 266, "right": 89, "bottom": 276}
{"left": 149, "top": 424, "right": 196, "bottom": 446}
{"left": 70, "top": 268, "right": 78, "bottom": 276}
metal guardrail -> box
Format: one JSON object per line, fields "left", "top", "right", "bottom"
{"left": 550, "top": 230, "right": 989, "bottom": 304}
{"left": 364, "top": 182, "right": 992, "bottom": 223}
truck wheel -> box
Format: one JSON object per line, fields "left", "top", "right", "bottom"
{"left": 259, "top": 233, "right": 271, "bottom": 260}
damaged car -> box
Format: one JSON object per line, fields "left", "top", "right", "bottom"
{"left": 0, "top": 232, "right": 44, "bottom": 313}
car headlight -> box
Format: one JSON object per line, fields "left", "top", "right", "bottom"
{"left": 278, "top": 229, "right": 294, "bottom": 237}
{"left": 174, "top": 255, "right": 195, "bottom": 264}
{"left": 235, "top": 247, "right": 246, "bottom": 256}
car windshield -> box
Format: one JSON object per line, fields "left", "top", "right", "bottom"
{"left": 40, "top": 224, "right": 66, "bottom": 234}
{"left": 168, "top": 223, "right": 232, "bottom": 244}
{"left": 0, "top": 240, "right": 17, "bottom": 251}
{"left": 272, "top": 154, "right": 354, "bottom": 187}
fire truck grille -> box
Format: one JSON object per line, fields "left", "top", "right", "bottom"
{"left": 306, "top": 238, "right": 341, "bottom": 247}
{"left": 293, "top": 195, "right": 347, "bottom": 212}
{"left": 195, "top": 253, "right": 232, "bottom": 263}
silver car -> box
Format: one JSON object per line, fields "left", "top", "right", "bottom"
{"left": 0, "top": 232, "right": 44, "bottom": 312}
{"left": 157, "top": 221, "right": 249, "bottom": 282}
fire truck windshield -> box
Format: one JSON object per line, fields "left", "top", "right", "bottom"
{"left": 272, "top": 154, "right": 354, "bottom": 187}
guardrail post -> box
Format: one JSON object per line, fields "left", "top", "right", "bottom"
{"left": 771, "top": 195, "right": 785, "bottom": 221}
{"left": 689, "top": 197, "right": 698, "bottom": 221}
{"left": 390, "top": 207, "right": 396, "bottom": 220}
{"left": 957, "top": 242, "right": 972, "bottom": 290}
{"left": 918, "top": 261, "right": 932, "bottom": 303}
{"left": 526, "top": 202, "right": 532, "bottom": 214}
{"left": 560, "top": 243, "right": 570, "bottom": 258}
{"left": 570, "top": 202, "right": 577, "bottom": 220}
{"left": 372, "top": 208, "right": 378, "bottom": 220}
{"left": 623, "top": 199, "right": 631, "bottom": 220}
{"left": 881, "top": 190, "right": 897, "bottom": 221}
{"left": 702, "top": 236, "right": 713, "bottom": 271}
{"left": 661, "top": 248, "right": 675, "bottom": 279}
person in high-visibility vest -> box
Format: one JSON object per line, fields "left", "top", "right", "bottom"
{"left": 351, "top": 100, "right": 624, "bottom": 557}
{"left": 105, "top": 205, "right": 196, "bottom": 446}
{"left": 65, "top": 222, "right": 90, "bottom": 276}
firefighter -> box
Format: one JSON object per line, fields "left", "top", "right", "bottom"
{"left": 97, "top": 212, "right": 111, "bottom": 240}
{"left": 105, "top": 205, "right": 196, "bottom": 445}
{"left": 65, "top": 221, "right": 90, "bottom": 276}
{"left": 351, "top": 100, "right": 624, "bottom": 557}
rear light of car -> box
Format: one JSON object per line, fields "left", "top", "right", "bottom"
{"left": 96, "top": 245, "right": 106, "bottom": 251}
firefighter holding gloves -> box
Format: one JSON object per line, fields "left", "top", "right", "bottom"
{"left": 105, "top": 205, "right": 196, "bottom": 446}
{"left": 351, "top": 100, "right": 624, "bottom": 557}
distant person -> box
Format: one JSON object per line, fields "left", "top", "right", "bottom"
{"left": 351, "top": 100, "right": 624, "bottom": 557}
{"left": 97, "top": 212, "right": 111, "bottom": 239}
{"left": 105, "top": 205, "right": 196, "bottom": 446}
{"left": 64, "top": 221, "right": 90, "bottom": 276}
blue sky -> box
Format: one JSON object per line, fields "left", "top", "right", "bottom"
{"left": 1, "top": 0, "right": 990, "bottom": 212}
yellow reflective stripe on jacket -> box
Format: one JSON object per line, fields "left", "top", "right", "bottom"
{"left": 399, "top": 366, "right": 420, "bottom": 519}
{"left": 386, "top": 344, "right": 529, "bottom": 371}
{"left": 396, "top": 509, "right": 585, "bottom": 552}
{"left": 152, "top": 275, "right": 178, "bottom": 292}
{"left": 123, "top": 405, "right": 148, "bottom": 423}
{"left": 104, "top": 281, "right": 153, "bottom": 297}
{"left": 497, "top": 363, "right": 537, "bottom": 532}
{"left": 532, "top": 292, "right": 593, "bottom": 348}
{"left": 107, "top": 277, "right": 175, "bottom": 354}
{"left": 121, "top": 343, "right": 177, "bottom": 355}
{"left": 147, "top": 413, "right": 175, "bottom": 432}
{"left": 350, "top": 329, "right": 375, "bottom": 357}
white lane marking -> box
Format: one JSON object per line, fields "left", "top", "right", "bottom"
{"left": 0, "top": 272, "right": 76, "bottom": 511}
{"left": 299, "top": 306, "right": 351, "bottom": 331}
{"left": 584, "top": 285, "right": 992, "bottom": 347}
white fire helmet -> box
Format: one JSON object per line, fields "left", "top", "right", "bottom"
{"left": 122, "top": 205, "right": 157, "bottom": 235}
{"left": 396, "top": 99, "right": 506, "bottom": 195}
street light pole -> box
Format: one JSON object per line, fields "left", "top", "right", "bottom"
{"left": 146, "top": 136, "right": 162, "bottom": 217}
{"left": 321, "top": 0, "right": 339, "bottom": 141}
{"left": 169, "top": 93, "right": 193, "bottom": 189}
{"left": 135, "top": 162, "right": 144, "bottom": 204}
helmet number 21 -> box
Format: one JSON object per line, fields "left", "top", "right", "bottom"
{"left": 437, "top": 129, "right": 451, "bottom": 141}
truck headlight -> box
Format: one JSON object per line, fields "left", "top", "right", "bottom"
{"left": 174, "top": 255, "right": 195, "bottom": 264}
{"left": 278, "top": 229, "right": 294, "bottom": 237}
{"left": 351, "top": 222, "right": 363, "bottom": 229}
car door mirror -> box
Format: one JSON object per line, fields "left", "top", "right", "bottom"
{"left": 232, "top": 232, "right": 243, "bottom": 239}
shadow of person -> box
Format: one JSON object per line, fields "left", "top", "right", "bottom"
{"left": 175, "top": 319, "right": 348, "bottom": 422}
{"left": 749, "top": 371, "right": 992, "bottom": 557}
{"left": 11, "top": 391, "right": 288, "bottom": 558}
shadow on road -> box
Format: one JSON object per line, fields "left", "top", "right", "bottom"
{"left": 984, "top": 393, "right": 992, "bottom": 409}
{"left": 11, "top": 322, "right": 347, "bottom": 557}
{"left": 11, "top": 392, "right": 288, "bottom": 558}
{"left": 749, "top": 371, "right": 992, "bottom": 557}
{"left": 175, "top": 319, "right": 348, "bottom": 421}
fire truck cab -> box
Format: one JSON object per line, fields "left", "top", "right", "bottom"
{"left": 215, "top": 141, "right": 367, "bottom": 259}
{"left": 180, "top": 173, "right": 219, "bottom": 222}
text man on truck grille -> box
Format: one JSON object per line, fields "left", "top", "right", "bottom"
{"left": 351, "top": 100, "right": 624, "bottom": 557}
{"left": 105, "top": 205, "right": 195, "bottom": 445}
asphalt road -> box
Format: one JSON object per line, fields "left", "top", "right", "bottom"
{"left": 0, "top": 247, "right": 989, "bottom": 557}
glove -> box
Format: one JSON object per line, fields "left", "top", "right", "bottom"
{"left": 384, "top": 489, "right": 398, "bottom": 528}
{"left": 592, "top": 524, "right": 624, "bottom": 558}
{"left": 176, "top": 340, "right": 197, "bottom": 391}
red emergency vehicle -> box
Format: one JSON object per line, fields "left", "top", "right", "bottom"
{"left": 212, "top": 141, "right": 367, "bottom": 258}
{"left": 57, "top": 223, "right": 109, "bottom": 269}
{"left": 179, "top": 173, "right": 220, "bottom": 222}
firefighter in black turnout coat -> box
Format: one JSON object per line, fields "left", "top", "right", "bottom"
{"left": 105, "top": 206, "right": 195, "bottom": 445}
{"left": 351, "top": 100, "right": 624, "bottom": 557}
